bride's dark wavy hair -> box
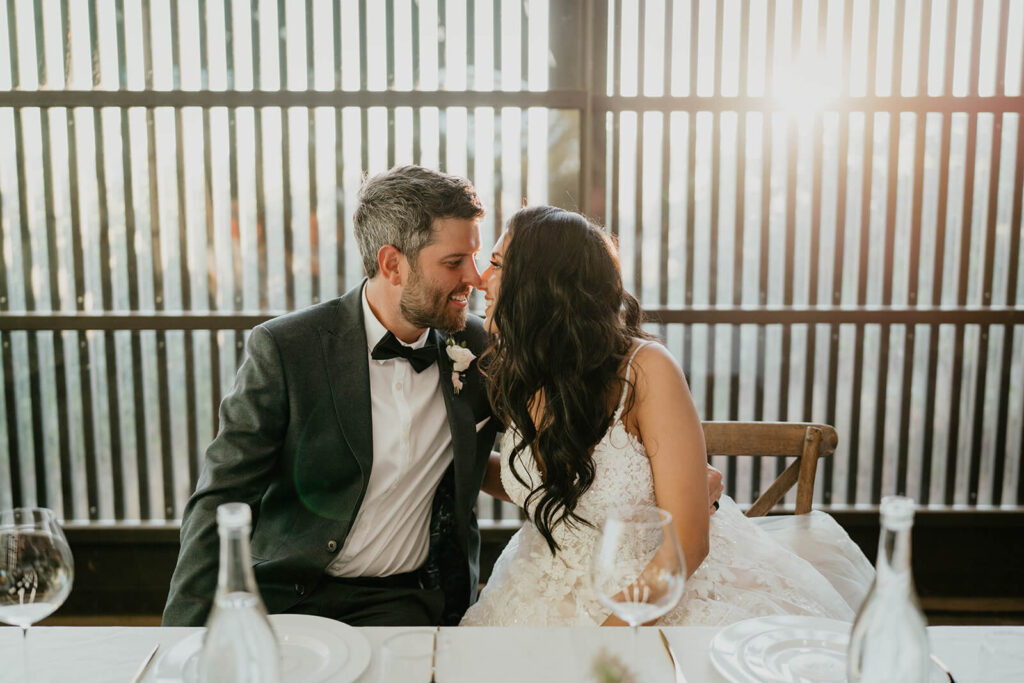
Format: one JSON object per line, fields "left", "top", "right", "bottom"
{"left": 484, "top": 206, "right": 653, "bottom": 554}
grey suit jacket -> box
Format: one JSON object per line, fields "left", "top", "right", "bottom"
{"left": 162, "top": 282, "right": 499, "bottom": 626}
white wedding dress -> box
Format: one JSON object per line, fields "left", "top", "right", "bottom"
{"left": 461, "top": 346, "right": 874, "bottom": 627}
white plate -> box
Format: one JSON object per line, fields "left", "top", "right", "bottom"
{"left": 709, "top": 615, "right": 951, "bottom": 683}
{"left": 155, "top": 614, "right": 371, "bottom": 683}
{"left": 710, "top": 616, "right": 850, "bottom": 683}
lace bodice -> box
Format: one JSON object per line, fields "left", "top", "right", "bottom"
{"left": 499, "top": 417, "right": 655, "bottom": 555}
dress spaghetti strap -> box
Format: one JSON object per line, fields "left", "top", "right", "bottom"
{"left": 613, "top": 341, "right": 653, "bottom": 421}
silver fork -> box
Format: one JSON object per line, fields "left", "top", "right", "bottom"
{"left": 430, "top": 626, "right": 439, "bottom": 683}
{"left": 658, "top": 628, "right": 688, "bottom": 683}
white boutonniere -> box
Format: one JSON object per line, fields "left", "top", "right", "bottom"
{"left": 445, "top": 336, "right": 476, "bottom": 394}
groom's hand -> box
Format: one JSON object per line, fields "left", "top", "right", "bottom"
{"left": 707, "top": 464, "right": 723, "bottom": 514}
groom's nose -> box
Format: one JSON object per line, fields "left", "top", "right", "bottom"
{"left": 463, "top": 259, "right": 483, "bottom": 289}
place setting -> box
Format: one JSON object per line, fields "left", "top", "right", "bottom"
{"left": 152, "top": 613, "right": 371, "bottom": 683}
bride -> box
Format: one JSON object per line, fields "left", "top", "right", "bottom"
{"left": 462, "top": 206, "right": 874, "bottom": 627}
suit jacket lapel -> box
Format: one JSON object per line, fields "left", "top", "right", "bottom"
{"left": 435, "top": 328, "right": 476, "bottom": 544}
{"left": 319, "top": 283, "right": 374, "bottom": 484}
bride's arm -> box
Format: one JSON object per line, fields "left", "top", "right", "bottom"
{"left": 481, "top": 450, "right": 512, "bottom": 502}
{"left": 599, "top": 344, "right": 710, "bottom": 627}
{"left": 628, "top": 343, "right": 711, "bottom": 578}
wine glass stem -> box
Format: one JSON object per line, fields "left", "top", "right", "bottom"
{"left": 630, "top": 624, "right": 639, "bottom": 681}
{"left": 21, "top": 626, "right": 31, "bottom": 682}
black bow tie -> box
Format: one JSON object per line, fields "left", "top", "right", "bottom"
{"left": 371, "top": 331, "right": 439, "bottom": 373}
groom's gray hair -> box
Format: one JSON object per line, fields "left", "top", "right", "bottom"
{"left": 354, "top": 165, "right": 484, "bottom": 278}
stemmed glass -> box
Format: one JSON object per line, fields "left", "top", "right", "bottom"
{"left": 590, "top": 505, "right": 686, "bottom": 679}
{"left": 0, "top": 507, "right": 75, "bottom": 681}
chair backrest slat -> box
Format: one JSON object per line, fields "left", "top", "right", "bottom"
{"left": 701, "top": 421, "right": 838, "bottom": 516}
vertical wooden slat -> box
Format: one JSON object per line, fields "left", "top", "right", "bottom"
{"left": 93, "top": 1, "right": 126, "bottom": 520}
{"left": 34, "top": 0, "right": 74, "bottom": 518}
{"left": 226, "top": 1, "right": 243, "bottom": 370}
{"left": 306, "top": 0, "right": 319, "bottom": 302}
{"left": 752, "top": 0, "right": 776, "bottom": 501}
{"left": 656, "top": 0, "right": 673, "bottom": 340}
{"left": 411, "top": 0, "right": 421, "bottom": 166}
{"left": 83, "top": 0, "right": 109, "bottom": 519}
{"left": 847, "top": 0, "right": 879, "bottom": 504}
{"left": 582, "top": 0, "right": 608, "bottom": 223}
{"left": 726, "top": 0, "right": 750, "bottom": 498}
{"left": 386, "top": 0, "right": 396, "bottom": 168}
{"left": 897, "top": 0, "right": 932, "bottom": 497}
{"left": 141, "top": 0, "right": 176, "bottom": 518}
{"left": 169, "top": 0, "right": 200, "bottom": 503}
{"left": 333, "top": 0, "right": 347, "bottom": 285}
{"left": 871, "top": 0, "right": 906, "bottom": 502}
{"left": 465, "top": 0, "right": 475, "bottom": 202}
{"left": 704, "top": 0, "right": 724, "bottom": 417}
{"left": 920, "top": 0, "right": 959, "bottom": 505}
{"left": 199, "top": 0, "right": 223, "bottom": 448}
{"left": 610, "top": 0, "right": 623, "bottom": 239}
{"left": 683, "top": 0, "right": 699, "bottom": 387}
{"left": 114, "top": 0, "right": 152, "bottom": 518}
{"left": 824, "top": 0, "right": 855, "bottom": 504}
{"left": 438, "top": 0, "right": 449, "bottom": 173}
{"left": 777, "top": 0, "right": 801, "bottom": 470}
{"left": 633, "top": 2, "right": 645, "bottom": 298}
{"left": 517, "top": 0, "right": 527, "bottom": 202}
{"left": 278, "top": 0, "right": 294, "bottom": 311}
{"left": 223, "top": 0, "right": 240, "bottom": 307}
{"left": 0, "top": 0, "right": 21, "bottom": 503}
{"left": 359, "top": 0, "right": 370, "bottom": 173}
{"left": 802, "top": 1, "right": 827, "bottom": 438}
{"left": 252, "top": 0, "right": 269, "bottom": 310}
{"left": 489, "top": 0, "right": 500, "bottom": 231}
{"left": 946, "top": 1, "right": 984, "bottom": 505}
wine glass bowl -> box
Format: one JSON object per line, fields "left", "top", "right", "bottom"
{"left": 0, "top": 507, "right": 75, "bottom": 680}
{"left": 590, "top": 505, "right": 686, "bottom": 627}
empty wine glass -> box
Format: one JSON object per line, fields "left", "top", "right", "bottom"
{"left": 0, "top": 507, "right": 75, "bottom": 681}
{"left": 590, "top": 505, "right": 686, "bottom": 679}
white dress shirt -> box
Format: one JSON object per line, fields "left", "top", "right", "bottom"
{"left": 324, "top": 285, "right": 453, "bottom": 577}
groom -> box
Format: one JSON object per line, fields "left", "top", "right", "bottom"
{"left": 163, "top": 165, "right": 499, "bottom": 627}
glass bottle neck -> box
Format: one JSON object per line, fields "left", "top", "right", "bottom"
{"left": 875, "top": 523, "right": 913, "bottom": 586}
{"left": 217, "top": 524, "right": 260, "bottom": 595}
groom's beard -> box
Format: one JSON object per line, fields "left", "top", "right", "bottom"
{"left": 400, "top": 267, "right": 468, "bottom": 335}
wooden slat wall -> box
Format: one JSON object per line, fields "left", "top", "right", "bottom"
{"left": 597, "top": 0, "right": 1024, "bottom": 509}
{"left": 0, "top": 0, "right": 1022, "bottom": 523}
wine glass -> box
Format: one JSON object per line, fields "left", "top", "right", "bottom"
{"left": 590, "top": 505, "right": 686, "bottom": 678}
{"left": 0, "top": 507, "right": 75, "bottom": 681}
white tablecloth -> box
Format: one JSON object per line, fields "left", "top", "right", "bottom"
{"left": 0, "top": 623, "right": 1016, "bottom": 682}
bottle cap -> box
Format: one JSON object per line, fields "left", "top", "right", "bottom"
{"left": 216, "top": 502, "right": 252, "bottom": 528}
{"left": 880, "top": 495, "right": 915, "bottom": 529}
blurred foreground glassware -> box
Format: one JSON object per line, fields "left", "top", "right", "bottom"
{"left": 847, "top": 495, "right": 929, "bottom": 682}
{"left": 379, "top": 629, "right": 437, "bottom": 682}
{"left": 0, "top": 507, "right": 75, "bottom": 682}
{"left": 590, "top": 505, "right": 686, "bottom": 681}
{"left": 197, "top": 502, "right": 280, "bottom": 683}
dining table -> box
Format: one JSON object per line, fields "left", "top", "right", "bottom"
{"left": 0, "top": 622, "right": 1019, "bottom": 682}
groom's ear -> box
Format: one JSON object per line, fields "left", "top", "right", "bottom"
{"left": 377, "top": 245, "right": 404, "bottom": 285}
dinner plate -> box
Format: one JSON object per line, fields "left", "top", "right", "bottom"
{"left": 709, "top": 615, "right": 850, "bottom": 683}
{"left": 709, "top": 615, "right": 951, "bottom": 683}
{"left": 155, "top": 613, "right": 371, "bottom": 683}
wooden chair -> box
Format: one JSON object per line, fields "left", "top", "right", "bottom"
{"left": 702, "top": 421, "right": 838, "bottom": 517}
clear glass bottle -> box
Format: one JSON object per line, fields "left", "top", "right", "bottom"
{"left": 847, "top": 495, "right": 930, "bottom": 682}
{"left": 197, "top": 502, "right": 280, "bottom": 683}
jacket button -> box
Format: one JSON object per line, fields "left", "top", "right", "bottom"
{"left": 326, "top": 540, "right": 338, "bottom": 552}
{"left": 295, "top": 584, "right": 305, "bottom": 596}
